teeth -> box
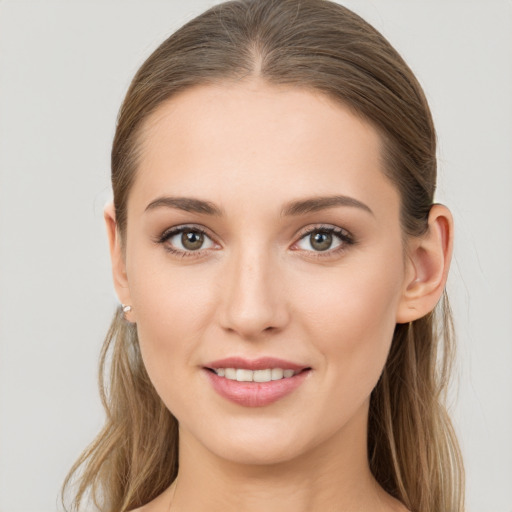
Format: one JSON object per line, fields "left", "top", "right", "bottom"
{"left": 254, "top": 369, "right": 271, "bottom": 382}
{"left": 236, "top": 369, "right": 253, "bottom": 382}
{"left": 214, "top": 367, "right": 299, "bottom": 382}
{"left": 224, "top": 368, "right": 237, "bottom": 380}
{"left": 271, "top": 368, "right": 283, "bottom": 380}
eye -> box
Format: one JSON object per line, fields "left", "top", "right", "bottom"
{"left": 157, "top": 225, "right": 216, "bottom": 254}
{"left": 294, "top": 226, "right": 353, "bottom": 253}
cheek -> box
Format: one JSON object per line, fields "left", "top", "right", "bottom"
{"left": 295, "top": 252, "right": 404, "bottom": 393}
{"left": 126, "top": 254, "right": 217, "bottom": 397}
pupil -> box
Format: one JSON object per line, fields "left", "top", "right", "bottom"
{"left": 182, "top": 230, "right": 204, "bottom": 250}
{"left": 311, "top": 231, "right": 332, "bottom": 251}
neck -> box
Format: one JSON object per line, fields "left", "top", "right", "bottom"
{"left": 170, "top": 400, "right": 402, "bottom": 512}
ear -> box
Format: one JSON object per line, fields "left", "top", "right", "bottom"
{"left": 396, "top": 204, "right": 454, "bottom": 324}
{"left": 104, "top": 202, "right": 134, "bottom": 320}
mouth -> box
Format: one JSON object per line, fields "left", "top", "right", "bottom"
{"left": 203, "top": 357, "right": 312, "bottom": 407}
{"left": 205, "top": 367, "right": 307, "bottom": 382}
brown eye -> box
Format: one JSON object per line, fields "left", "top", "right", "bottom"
{"left": 181, "top": 230, "right": 204, "bottom": 250}
{"left": 159, "top": 226, "right": 216, "bottom": 254}
{"left": 295, "top": 226, "right": 352, "bottom": 254}
{"left": 309, "top": 231, "right": 333, "bottom": 251}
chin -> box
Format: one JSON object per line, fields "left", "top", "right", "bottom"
{"left": 208, "top": 435, "right": 308, "bottom": 466}
{"left": 179, "top": 412, "right": 339, "bottom": 467}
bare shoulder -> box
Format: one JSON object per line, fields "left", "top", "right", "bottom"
{"left": 128, "top": 485, "right": 173, "bottom": 512}
{"left": 392, "top": 500, "right": 411, "bottom": 512}
{"left": 380, "top": 490, "right": 411, "bottom": 512}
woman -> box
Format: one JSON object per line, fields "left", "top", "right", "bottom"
{"left": 63, "top": 0, "right": 465, "bottom": 510}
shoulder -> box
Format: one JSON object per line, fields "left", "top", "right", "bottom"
{"left": 394, "top": 502, "right": 411, "bottom": 512}
{"left": 128, "top": 485, "right": 173, "bottom": 512}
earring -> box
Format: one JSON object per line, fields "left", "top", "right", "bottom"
{"left": 122, "top": 304, "right": 132, "bottom": 313}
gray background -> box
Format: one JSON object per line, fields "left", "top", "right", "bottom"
{"left": 0, "top": 1, "right": 511, "bottom": 511}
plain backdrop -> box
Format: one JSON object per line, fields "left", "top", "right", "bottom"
{"left": 0, "top": 1, "right": 511, "bottom": 511}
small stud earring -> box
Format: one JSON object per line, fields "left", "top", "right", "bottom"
{"left": 122, "top": 304, "right": 132, "bottom": 313}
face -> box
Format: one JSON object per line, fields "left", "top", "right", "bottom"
{"left": 118, "top": 81, "right": 412, "bottom": 465}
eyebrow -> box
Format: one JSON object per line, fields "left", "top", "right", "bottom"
{"left": 144, "top": 194, "right": 373, "bottom": 217}
{"left": 281, "top": 195, "right": 374, "bottom": 217}
{"left": 144, "top": 196, "right": 223, "bottom": 216}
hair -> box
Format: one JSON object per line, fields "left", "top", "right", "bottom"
{"left": 62, "top": 1, "right": 465, "bottom": 511}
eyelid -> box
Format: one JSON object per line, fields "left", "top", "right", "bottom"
{"left": 155, "top": 224, "right": 220, "bottom": 256}
{"left": 291, "top": 224, "right": 355, "bottom": 255}
{"left": 154, "top": 222, "right": 354, "bottom": 258}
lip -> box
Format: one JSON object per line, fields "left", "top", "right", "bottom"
{"left": 204, "top": 356, "right": 308, "bottom": 372}
{"left": 203, "top": 357, "right": 311, "bottom": 407}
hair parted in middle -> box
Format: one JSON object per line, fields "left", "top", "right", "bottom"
{"left": 62, "top": 2, "right": 464, "bottom": 512}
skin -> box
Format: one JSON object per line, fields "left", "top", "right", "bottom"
{"left": 105, "top": 80, "right": 453, "bottom": 512}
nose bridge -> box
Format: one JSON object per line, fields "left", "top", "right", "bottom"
{"left": 219, "top": 241, "right": 288, "bottom": 338}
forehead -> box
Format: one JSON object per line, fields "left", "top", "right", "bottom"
{"left": 141, "top": 80, "right": 381, "bottom": 162}
{"left": 131, "top": 80, "right": 399, "bottom": 218}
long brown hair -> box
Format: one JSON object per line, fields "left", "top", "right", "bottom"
{"left": 62, "top": 1, "right": 465, "bottom": 511}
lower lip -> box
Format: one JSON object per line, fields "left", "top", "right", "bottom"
{"left": 204, "top": 369, "right": 310, "bottom": 407}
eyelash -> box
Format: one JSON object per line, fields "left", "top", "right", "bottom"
{"left": 155, "top": 224, "right": 355, "bottom": 259}
{"left": 293, "top": 225, "right": 355, "bottom": 259}
{"left": 155, "top": 224, "right": 214, "bottom": 258}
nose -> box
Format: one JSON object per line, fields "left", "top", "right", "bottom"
{"left": 218, "top": 246, "right": 290, "bottom": 340}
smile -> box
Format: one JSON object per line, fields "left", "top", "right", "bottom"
{"left": 203, "top": 357, "right": 311, "bottom": 407}
{"left": 211, "top": 368, "right": 298, "bottom": 382}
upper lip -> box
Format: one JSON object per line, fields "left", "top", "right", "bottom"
{"left": 204, "top": 356, "right": 309, "bottom": 372}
